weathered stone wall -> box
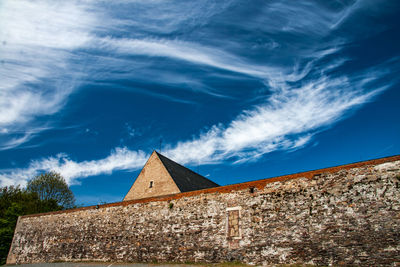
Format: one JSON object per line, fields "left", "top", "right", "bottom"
{"left": 7, "top": 156, "right": 400, "bottom": 266}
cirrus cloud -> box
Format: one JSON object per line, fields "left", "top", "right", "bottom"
{"left": 0, "top": 0, "right": 398, "bottom": 187}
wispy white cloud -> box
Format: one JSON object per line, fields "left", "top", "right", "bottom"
{"left": 0, "top": 0, "right": 271, "bottom": 150}
{"left": 96, "top": 0, "right": 237, "bottom": 35}
{"left": 0, "top": 147, "right": 147, "bottom": 187}
{"left": 0, "top": 0, "right": 97, "bottom": 149}
{"left": 0, "top": 0, "right": 397, "bottom": 187}
{"left": 0, "top": 0, "right": 367, "bottom": 150}
{"left": 0, "top": 127, "right": 51, "bottom": 150}
{"left": 0, "top": 66, "right": 391, "bottom": 187}
{"left": 259, "top": 1, "right": 361, "bottom": 36}
{"left": 99, "top": 37, "right": 282, "bottom": 80}
{"left": 164, "top": 72, "right": 386, "bottom": 164}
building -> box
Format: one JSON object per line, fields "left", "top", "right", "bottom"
{"left": 123, "top": 151, "right": 219, "bottom": 201}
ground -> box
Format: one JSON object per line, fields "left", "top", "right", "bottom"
{"left": 4, "top": 262, "right": 253, "bottom": 267}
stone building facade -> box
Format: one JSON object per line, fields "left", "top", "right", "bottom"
{"left": 7, "top": 155, "right": 400, "bottom": 266}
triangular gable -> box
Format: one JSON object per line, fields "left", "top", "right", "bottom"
{"left": 123, "top": 151, "right": 220, "bottom": 201}
{"left": 123, "top": 151, "right": 180, "bottom": 201}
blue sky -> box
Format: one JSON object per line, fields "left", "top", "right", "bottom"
{"left": 0, "top": 0, "right": 399, "bottom": 206}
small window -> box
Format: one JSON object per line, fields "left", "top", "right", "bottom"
{"left": 149, "top": 181, "right": 153, "bottom": 188}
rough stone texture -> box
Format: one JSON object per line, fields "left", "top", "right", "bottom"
{"left": 227, "top": 210, "right": 240, "bottom": 238}
{"left": 8, "top": 157, "right": 400, "bottom": 266}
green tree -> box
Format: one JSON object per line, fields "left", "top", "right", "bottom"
{"left": 27, "top": 172, "right": 75, "bottom": 209}
{"left": 0, "top": 186, "right": 62, "bottom": 264}
{"left": 0, "top": 172, "right": 74, "bottom": 265}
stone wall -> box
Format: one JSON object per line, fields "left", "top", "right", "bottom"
{"left": 7, "top": 156, "right": 400, "bottom": 266}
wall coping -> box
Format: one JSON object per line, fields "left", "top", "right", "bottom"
{"left": 21, "top": 154, "right": 400, "bottom": 219}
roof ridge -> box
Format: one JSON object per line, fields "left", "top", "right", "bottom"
{"left": 155, "top": 151, "right": 217, "bottom": 183}
{"left": 155, "top": 151, "right": 219, "bottom": 191}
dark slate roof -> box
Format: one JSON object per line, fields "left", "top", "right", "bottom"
{"left": 156, "top": 152, "right": 220, "bottom": 192}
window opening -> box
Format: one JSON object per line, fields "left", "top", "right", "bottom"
{"left": 226, "top": 207, "right": 241, "bottom": 239}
